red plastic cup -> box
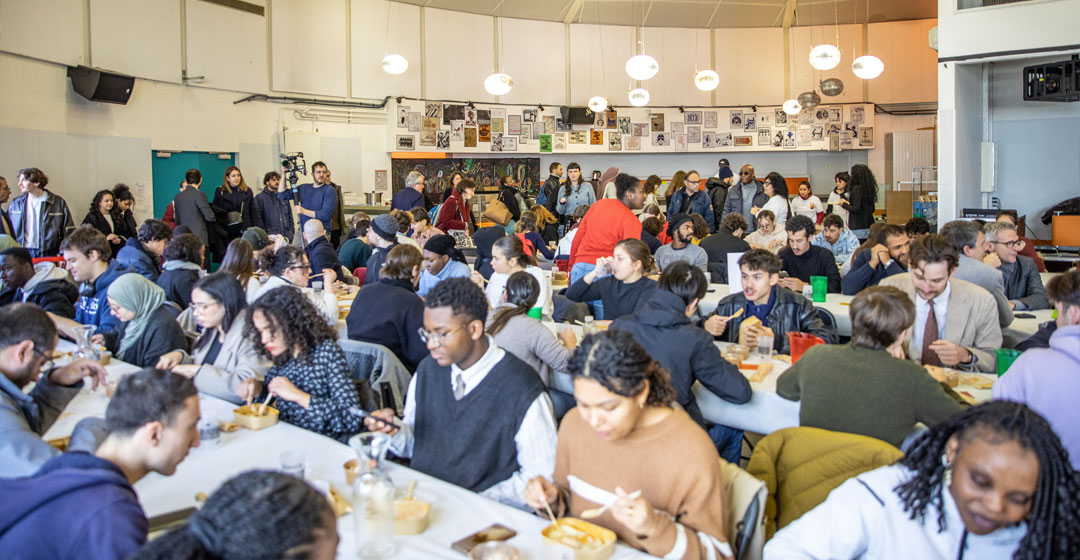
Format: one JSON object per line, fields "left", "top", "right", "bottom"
{"left": 788, "top": 332, "right": 825, "bottom": 363}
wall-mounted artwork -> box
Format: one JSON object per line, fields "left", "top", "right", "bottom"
{"left": 702, "top": 131, "right": 715, "bottom": 148}
{"left": 590, "top": 129, "right": 604, "bottom": 145}
{"left": 451, "top": 120, "right": 465, "bottom": 141}
{"left": 507, "top": 115, "right": 521, "bottom": 135}
{"left": 522, "top": 109, "right": 538, "bottom": 122}
{"left": 397, "top": 107, "right": 408, "bottom": 128}
{"left": 553, "top": 133, "right": 567, "bottom": 150}
{"left": 443, "top": 104, "right": 465, "bottom": 125}
{"left": 850, "top": 106, "right": 865, "bottom": 124}
{"left": 774, "top": 109, "right": 788, "bottom": 125}
{"left": 407, "top": 112, "right": 421, "bottom": 132}
{"left": 391, "top": 157, "right": 541, "bottom": 196}
{"left": 437, "top": 130, "right": 450, "bottom": 149}
{"left": 425, "top": 103, "right": 441, "bottom": 119}
{"left": 491, "top": 118, "right": 504, "bottom": 133}
{"left": 464, "top": 128, "right": 477, "bottom": 147}
{"left": 684, "top": 111, "right": 702, "bottom": 125}
{"left": 718, "top": 133, "right": 733, "bottom": 147}
{"left": 687, "top": 126, "right": 701, "bottom": 144}
{"left": 651, "top": 114, "right": 665, "bottom": 132}
{"left": 491, "top": 133, "right": 503, "bottom": 152}
{"left": 569, "top": 131, "right": 587, "bottom": 144}
{"left": 626, "top": 136, "right": 641, "bottom": 150}
{"left": 757, "top": 128, "right": 771, "bottom": 146}
{"left": 539, "top": 135, "right": 552, "bottom": 153}
{"left": 734, "top": 136, "right": 752, "bottom": 146}
{"left": 396, "top": 135, "right": 415, "bottom": 150}
{"left": 618, "top": 117, "right": 631, "bottom": 134}
{"left": 477, "top": 110, "right": 491, "bottom": 124}
{"left": 743, "top": 115, "right": 757, "bottom": 132}
{"left": 828, "top": 107, "right": 842, "bottom": 122}
{"left": 675, "top": 134, "right": 688, "bottom": 152}
{"left": 859, "top": 127, "right": 874, "bottom": 147}
{"left": 544, "top": 116, "right": 556, "bottom": 134}
{"left": 652, "top": 132, "right": 669, "bottom": 146}
{"left": 478, "top": 124, "right": 491, "bottom": 142}
{"left": 609, "top": 131, "right": 622, "bottom": 151}
{"left": 704, "top": 111, "right": 718, "bottom": 129}
{"left": 606, "top": 111, "right": 618, "bottom": 129}
{"left": 729, "top": 111, "right": 743, "bottom": 128}
{"left": 556, "top": 119, "right": 573, "bottom": 132}
{"left": 465, "top": 108, "right": 477, "bottom": 126}
{"left": 504, "top": 136, "right": 518, "bottom": 151}
{"left": 672, "top": 122, "right": 684, "bottom": 135}
{"left": 633, "top": 123, "right": 648, "bottom": 137}
{"left": 420, "top": 130, "right": 436, "bottom": 146}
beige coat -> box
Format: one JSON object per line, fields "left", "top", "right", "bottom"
{"left": 882, "top": 274, "right": 1002, "bottom": 373}
{"left": 182, "top": 316, "right": 271, "bottom": 402}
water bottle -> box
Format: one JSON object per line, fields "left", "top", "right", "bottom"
{"left": 801, "top": 284, "right": 814, "bottom": 300}
{"left": 72, "top": 325, "right": 99, "bottom": 362}
{"left": 350, "top": 432, "right": 397, "bottom": 559}
{"left": 583, "top": 316, "right": 596, "bottom": 336}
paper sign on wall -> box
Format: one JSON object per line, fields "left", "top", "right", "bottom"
{"left": 727, "top": 252, "right": 744, "bottom": 295}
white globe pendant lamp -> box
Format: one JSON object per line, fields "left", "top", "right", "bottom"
{"left": 782, "top": 99, "right": 802, "bottom": 115}
{"left": 625, "top": 54, "right": 659, "bottom": 81}
{"left": 852, "top": 55, "right": 885, "bottom": 79}
{"left": 808, "top": 44, "right": 842, "bottom": 71}
{"left": 483, "top": 73, "right": 513, "bottom": 96}
{"left": 627, "top": 88, "right": 650, "bottom": 107}
{"left": 381, "top": 54, "right": 408, "bottom": 75}
{"left": 588, "top": 96, "right": 609, "bottom": 112}
{"left": 693, "top": 70, "right": 720, "bottom": 92}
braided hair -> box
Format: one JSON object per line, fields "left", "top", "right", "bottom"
{"left": 894, "top": 401, "right": 1080, "bottom": 559}
{"left": 131, "top": 470, "right": 333, "bottom": 560}
{"left": 567, "top": 329, "right": 676, "bottom": 407}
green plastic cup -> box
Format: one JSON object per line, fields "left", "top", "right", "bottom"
{"left": 995, "top": 348, "right": 1021, "bottom": 377}
{"left": 810, "top": 276, "right": 828, "bottom": 303}
{"left": 527, "top": 307, "right": 543, "bottom": 319}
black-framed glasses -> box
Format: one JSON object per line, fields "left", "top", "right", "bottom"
{"left": 417, "top": 326, "right": 464, "bottom": 347}
{"left": 685, "top": 179, "right": 701, "bottom": 184}
{"left": 287, "top": 264, "right": 312, "bottom": 272}
{"left": 32, "top": 346, "right": 55, "bottom": 372}
{"left": 989, "top": 239, "right": 1023, "bottom": 249}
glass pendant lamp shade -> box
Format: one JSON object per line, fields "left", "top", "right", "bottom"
{"left": 588, "top": 96, "right": 609, "bottom": 112}
{"left": 782, "top": 99, "right": 802, "bottom": 115}
{"left": 809, "top": 44, "right": 842, "bottom": 70}
{"left": 694, "top": 70, "right": 720, "bottom": 91}
{"left": 625, "top": 54, "right": 659, "bottom": 81}
{"left": 627, "top": 89, "right": 650, "bottom": 107}
{"left": 483, "top": 73, "right": 514, "bottom": 96}
{"left": 852, "top": 55, "right": 885, "bottom": 79}
{"left": 381, "top": 54, "right": 408, "bottom": 75}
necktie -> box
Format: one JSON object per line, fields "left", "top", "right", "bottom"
{"left": 921, "top": 298, "right": 943, "bottom": 367}
{"left": 453, "top": 373, "right": 465, "bottom": 400}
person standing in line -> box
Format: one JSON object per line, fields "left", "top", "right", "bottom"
{"left": 721, "top": 164, "right": 767, "bottom": 234}
{"left": 172, "top": 169, "right": 215, "bottom": 248}
{"left": 7, "top": 168, "right": 75, "bottom": 258}
{"left": 252, "top": 171, "right": 295, "bottom": 242}
{"left": 324, "top": 168, "right": 347, "bottom": 247}
{"left": 825, "top": 171, "right": 851, "bottom": 226}
{"left": 212, "top": 166, "right": 254, "bottom": 246}
{"left": 110, "top": 184, "right": 139, "bottom": 242}
{"left": 846, "top": 164, "right": 878, "bottom": 241}
{"left": 81, "top": 189, "right": 124, "bottom": 249}
{"left": 391, "top": 171, "right": 426, "bottom": 212}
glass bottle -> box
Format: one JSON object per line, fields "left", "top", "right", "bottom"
{"left": 349, "top": 432, "right": 397, "bottom": 559}
{"left": 72, "top": 325, "right": 99, "bottom": 362}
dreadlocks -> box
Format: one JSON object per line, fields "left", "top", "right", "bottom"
{"left": 894, "top": 401, "right": 1080, "bottom": 560}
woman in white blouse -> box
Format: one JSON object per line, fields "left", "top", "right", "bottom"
{"left": 472, "top": 235, "right": 551, "bottom": 316}
{"left": 753, "top": 172, "right": 790, "bottom": 228}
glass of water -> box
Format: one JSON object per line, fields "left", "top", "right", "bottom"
{"left": 280, "top": 450, "right": 306, "bottom": 479}
{"left": 756, "top": 334, "right": 774, "bottom": 359}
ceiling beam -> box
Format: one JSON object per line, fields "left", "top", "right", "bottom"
{"left": 562, "top": 0, "right": 586, "bottom": 24}
{"left": 782, "top": 0, "right": 797, "bottom": 29}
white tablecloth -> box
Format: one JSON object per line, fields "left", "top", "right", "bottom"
{"left": 39, "top": 346, "right": 655, "bottom": 559}
{"left": 697, "top": 284, "right": 854, "bottom": 337}
{"left": 1002, "top": 309, "right": 1054, "bottom": 348}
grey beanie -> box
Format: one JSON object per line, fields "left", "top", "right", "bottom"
{"left": 370, "top": 213, "right": 399, "bottom": 241}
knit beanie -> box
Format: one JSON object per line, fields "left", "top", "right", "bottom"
{"left": 371, "top": 213, "right": 399, "bottom": 242}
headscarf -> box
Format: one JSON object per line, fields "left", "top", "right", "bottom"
{"left": 531, "top": 204, "right": 558, "bottom": 227}
{"left": 107, "top": 273, "right": 166, "bottom": 357}
{"left": 424, "top": 234, "right": 467, "bottom": 264}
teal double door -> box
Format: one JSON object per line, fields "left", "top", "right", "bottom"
{"left": 151, "top": 151, "right": 236, "bottom": 219}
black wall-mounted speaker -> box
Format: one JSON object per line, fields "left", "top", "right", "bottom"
{"left": 66, "top": 65, "right": 135, "bottom": 105}
{"left": 1023, "top": 56, "right": 1080, "bottom": 102}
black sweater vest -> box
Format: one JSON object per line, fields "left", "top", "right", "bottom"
{"left": 410, "top": 352, "right": 544, "bottom": 493}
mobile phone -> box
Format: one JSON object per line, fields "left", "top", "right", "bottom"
{"left": 779, "top": 271, "right": 789, "bottom": 278}
{"left": 451, "top": 524, "right": 518, "bottom": 555}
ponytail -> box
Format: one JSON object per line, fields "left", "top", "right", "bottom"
{"left": 493, "top": 235, "right": 538, "bottom": 268}
{"left": 487, "top": 271, "right": 539, "bottom": 335}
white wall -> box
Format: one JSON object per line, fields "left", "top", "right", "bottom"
{"left": 938, "top": 0, "right": 1080, "bottom": 60}
{"left": 989, "top": 56, "right": 1080, "bottom": 240}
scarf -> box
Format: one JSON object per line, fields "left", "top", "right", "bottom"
{"left": 164, "top": 260, "right": 205, "bottom": 273}
{"left": 799, "top": 192, "right": 812, "bottom": 200}
{"left": 107, "top": 273, "right": 166, "bottom": 357}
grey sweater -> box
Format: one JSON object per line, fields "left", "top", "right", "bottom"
{"left": 486, "top": 306, "right": 572, "bottom": 386}
{"left": 655, "top": 243, "right": 708, "bottom": 274}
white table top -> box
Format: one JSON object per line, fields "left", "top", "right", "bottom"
{"left": 38, "top": 342, "right": 655, "bottom": 559}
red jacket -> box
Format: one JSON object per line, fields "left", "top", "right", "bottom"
{"left": 435, "top": 189, "right": 471, "bottom": 231}
{"left": 570, "top": 199, "right": 643, "bottom": 267}
{"left": 162, "top": 202, "right": 175, "bottom": 229}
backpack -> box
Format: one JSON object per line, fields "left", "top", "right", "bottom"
{"left": 428, "top": 203, "right": 443, "bottom": 225}
{"left": 535, "top": 184, "right": 548, "bottom": 207}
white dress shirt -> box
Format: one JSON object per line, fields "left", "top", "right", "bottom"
{"left": 910, "top": 281, "right": 950, "bottom": 356}
{"left": 389, "top": 337, "right": 557, "bottom": 509}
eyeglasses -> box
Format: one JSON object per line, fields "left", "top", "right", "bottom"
{"left": 685, "top": 179, "right": 701, "bottom": 184}
{"left": 189, "top": 300, "right": 220, "bottom": 313}
{"left": 417, "top": 326, "right": 464, "bottom": 347}
{"left": 739, "top": 171, "right": 751, "bottom": 176}
{"left": 32, "top": 346, "right": 55, "bottom": 372}
{"left": 989, "top": 239, "right": 1024, "bottom": 249}
{"left": 287, "top": 264, "right": 312, "bottom": 272}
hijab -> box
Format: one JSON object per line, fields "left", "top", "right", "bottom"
{"left": 107, "top": 273, "right": 166, "bottom": 357}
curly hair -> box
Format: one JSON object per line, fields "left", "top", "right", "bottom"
{"left": 895, "top": 401, "right": 1080, "bottom": 559}
{"left": 112, "top": 183, "right": 134, "bottom": 203}
{"left": 424, "top": 277, "right": 488, "bottom": 324}
{"left": 257, "top": 245, "right": 305, "bottom": 276}
{"left": 720, "top": 213, "right": 748, "bottom": 234}
{"left": 246, "top": 286, "right": 337, "bottom": 365}
{"left": 849, "top": 164, "right": 878, "bottom": 207}
{"left": 569, "top": 330, "right": 676, "bottom": 407}
{"left": 137, "top": 219, "right": 172, "bottom": 244}
{"left": 764, "top": 172, "right": 788, "bottom": 198}
{"left": 163, "top": 233, "right": 205, "bottom": 265}
{"left": 130, "top": 470, "right": 333, "bottom": 560}
{"left": 89, "top": 189, "right": 114, "bottom": 215}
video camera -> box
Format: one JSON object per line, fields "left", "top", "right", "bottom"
{"left": 280, "top": 152, "right": 306, "bottom": 202}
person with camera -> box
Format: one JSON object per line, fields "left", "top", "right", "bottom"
{"left": 278, "top": 160, "right": 337, "bottom": 235}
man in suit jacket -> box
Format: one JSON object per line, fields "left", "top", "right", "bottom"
{"left": 882, "top": 234, "right": 1002, "bottom": 373}
{"left": 984, "top": 221, "right": 1048, "bottom": 310}
{"left": 940, "top": 220, "right": 1013, "bottom": 327}
{"left": 172, "top": 169, "right": 215, "bottom": 246}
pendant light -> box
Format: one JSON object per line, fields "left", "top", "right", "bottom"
{"left": 626, "top": 0, "right": 658, "bottom": 81}
{"left": 808, "top": 44, "right": 841, "bottom": 71}
{"left": 851, "top": 1, "right": 884, "bottom": 79}
{"left": 782, "top": 99, "right": 802, "bottom": 115}
{"left": 588, "top": 96, "right": 609, "bottom": 112}
{"left": 820, "top": 77, "right": 844, "bottom": 96}
{"left": 694, "top": 70, "right": 720, "bottom": 91}
{"left": 628, "top": 88, "right": 650, "bottom": 107}
{"left": 798, "top": 91, "right": 821, "bottom": 109}
{"left": 483, "top": 5, "right": 512, "bottom": 96}
{"left": 381, "top": 4, "right": 408, "bottom": 75}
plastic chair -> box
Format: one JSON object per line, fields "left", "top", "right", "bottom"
{"left": 32, "top": 256, "right": 65, "bottom": 266}
{"left": 719, "top": 458, "right": 767, "bottom": 560}
{"left": 815, "top": 307, "right": 837, "bottom": 332}
{"left": 353, "top": 267, "right": 367, "bottom": 286}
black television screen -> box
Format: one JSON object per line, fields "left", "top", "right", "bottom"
{"left": 561, "top": 106, "right": 595, "bottom": 125}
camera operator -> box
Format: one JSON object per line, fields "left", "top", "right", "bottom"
{"left": 278, "top": 159, "right": 337, "bottom": 238}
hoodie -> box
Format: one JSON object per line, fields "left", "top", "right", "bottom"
{"left": 612, "top": 289, "right": 751, "bottom": 428}
{"left": 993, "top": 325, "right": 1080, "bottom": 470}
{"left": 75, "top": 260, "right": 132, "bottom": 335}
{"left": 0, "top": 262, "right": 78, "bottom": 318}
{"left": 157, "top": 260, "right": 203, "bottom": 308}
{"left": 115, "top": 236, "right": 161, "bottom": 282}
{"left": 0, "top": 452, "right": 147, "bottom": 560}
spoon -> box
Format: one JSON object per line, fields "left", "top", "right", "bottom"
{"left": 580, "top": 490, "right": 641, "bottom": 519}
{"left": 257, "top": 394, "right": 274, "bottom": 416}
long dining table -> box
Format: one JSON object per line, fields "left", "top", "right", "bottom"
{"left": 40, "top": 343, "right": 656, "bottom": 559}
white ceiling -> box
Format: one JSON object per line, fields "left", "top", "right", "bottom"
{"left": 389, "top": 0, "right": 937, "bottom": 28}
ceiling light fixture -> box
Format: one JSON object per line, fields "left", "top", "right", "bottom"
{"left": 798, "top": 91, "right": 821, "bottom": 109}
{"left": 588, "top": 96, "right": 609, "bottom": 112}
{"left": 694, "top": 69, "right": 720, "bottom": 91}
{"left": 808, "top": 44, "right": 841, "bottom": 70}
{"left": 381, "top": 4, "right": 408, "bottom": 75}
{"left": 484, "top": 73, "right": 513, "bottom": 96}
{"left": 782, "top": 99, "right": 802, "bottom": 115}
{"left": 626, "top": 54, "right": 659, "bottom": 81}
{"left": 852, "top": 0, "right": 884, "bottom": 79}
{"left": 628, "top": 88, "right": 650, "bottom": 107}
{"left": 820, "top": 78, "right": 844, "bottom": 96}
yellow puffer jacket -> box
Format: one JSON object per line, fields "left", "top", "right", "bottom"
{"left": 747, "top": 427, "right": 903, "bottom": 540}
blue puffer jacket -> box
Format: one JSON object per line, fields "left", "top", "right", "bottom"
{"left": 75, "top": 260, "right": 132, "bottom": 337}
{"left": 667, "top": 188, "right": 715, "bottom": 233}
